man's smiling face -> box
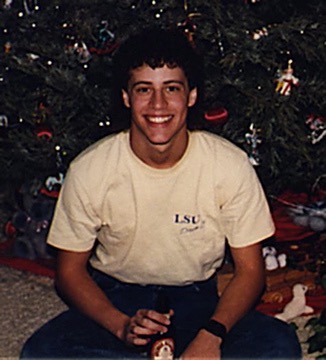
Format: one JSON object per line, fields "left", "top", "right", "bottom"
{"left": 122, "top": 64, "right": 197, "bottom": 149}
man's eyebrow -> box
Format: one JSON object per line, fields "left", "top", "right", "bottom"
{"left": 164, "top": 80, "right": 186, "bottom": 86}
{"left": 131, "top": 80, "right": 186, "bottom": 88}
{"left": 131, "top": 81, "right": 151, "bottom": 87}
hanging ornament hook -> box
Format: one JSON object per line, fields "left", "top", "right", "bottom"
{"left": 23, "top": 0, "right": 38, "bottom": 15}
{"left": 183, "top": 0, "right": 188, "bottom": 12}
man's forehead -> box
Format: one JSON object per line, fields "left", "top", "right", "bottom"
{"left": 128, "top": 64, "right": 188, "bottom": 83}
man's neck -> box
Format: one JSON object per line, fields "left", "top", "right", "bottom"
{"left": 129, "top": 132, "right": 189, "bottom": 169}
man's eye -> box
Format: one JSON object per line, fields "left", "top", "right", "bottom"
{"left": 166, "top": 86, "right": 180, "bottom": 92}
{"left": 166, "top": 85, "right": 182, "bottom": 93}
{"left": 135, "top": 87, "right": 150, "bottom": 93}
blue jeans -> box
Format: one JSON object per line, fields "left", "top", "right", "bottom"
{"left": 21, "top": 269, "right": 301, "bottom": 359}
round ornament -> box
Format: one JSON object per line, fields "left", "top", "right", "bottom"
{"left": 204, "top": 107, "right": 229, "bottom": 125}
{"left": 309, "top": 216, "right": 326, "bottom": 232}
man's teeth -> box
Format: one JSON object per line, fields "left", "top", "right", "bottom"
{"left": 147, "top": 116, "right": 171, "bottom": 123}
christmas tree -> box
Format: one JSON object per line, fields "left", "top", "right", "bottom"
{"left": 0, "top": 0, "right": 325, "bottom": 223}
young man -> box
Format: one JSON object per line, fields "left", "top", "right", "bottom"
{"left": 21, "top": 28, "right": 301, "bottom": 359}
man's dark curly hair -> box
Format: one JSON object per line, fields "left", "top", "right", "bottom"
{"left": 111, "top": 27, "right": 205, "bottom": 130}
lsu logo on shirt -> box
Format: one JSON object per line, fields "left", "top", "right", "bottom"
{"left": 174, "top": 214, "right": 201, "bottom": 224}
{"left": 174, "top": 214, "right": 205, "bottom": 234}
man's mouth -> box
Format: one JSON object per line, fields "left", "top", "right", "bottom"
{"left": 146, "top": 116, "right": 172, "bottom": 124}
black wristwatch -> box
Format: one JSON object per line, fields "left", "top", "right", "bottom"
{"left": 202, "top": 319, "right": 227, "bottom": 342}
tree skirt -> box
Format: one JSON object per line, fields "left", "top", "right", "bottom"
{"left": 0, "top": 256, "right": 55, "bottom": 278}
{"left": 0, "top": 238, "right": 55, "bottom": 278}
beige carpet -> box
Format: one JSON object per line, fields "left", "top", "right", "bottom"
{"left": 0, "top": 265, "right": 67, "bottom": 359}
{"left": 0, "top": 265, "right": 320, "bottom": 359}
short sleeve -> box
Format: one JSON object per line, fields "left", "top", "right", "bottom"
{"left": 47, "top": 167, "right": 101, "bottom": 251}
{"left": 220, "top": 158, "right": 275, "bottom": 248}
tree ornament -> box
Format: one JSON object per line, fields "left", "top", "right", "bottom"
{"left": 23, "top": 0, "right": 39, "bottom": 14}
{"left": 177, "top": 17, "right": 197, "bottom": 45}
{"left": 89, "top": 21, "right": 118, "bottom": 56}
{"left": 252, "top": 27, "right": 268, "bottom": 40}
{"left": 309, "top": 216, "right": 326, "bottom": 232}
{"left": 204, "top": 107, "right": 229, "bottom": 125}
{"left": 245, "top": 123, "right": 262, "bottom": 166}
{"left": 0, "top": 114, "right": 9, "bottom": 127}
{"left": 4, "top": 220, "right": 16, "bottom": 238}
{"left": 73, "top": 41, "right": 92, "bottom": 64}
{"left": 26, "top": 53, "right": 40, "bottom": 62}
{"left": 35, "top": 124, "right": 52, "bottom": 140}
{"left": 0, "top": 115, "right": 24, "bottom": 137}
{"left": 3, "top": 0, "right": 13, "bottom": 9}
{"left": 98, "top": 21, "right": 115, "bottom": 45}
{"left": 31, "top": 92, "right": 52, "bottom": 139}
{"left": 275, "top": 60, "right": 299, "bottom": 96}
{"left": 9, "top": 181, "right": 57, "bottom": 259}
{"left": 306, "top": 114, "right": 326, "bottom": 145}
{"left": 32, "top": 93, "right": 50, "bottom": 124}
{"left": 274, "top": 195, "right": 326, "bottom": 233}
{"left": 45, "top": 173, "right": 64, "bottom": 193}
{"left": 4, "top": 41, "right": 12, "bottom": 54}
{"left": 0, "top": 114, "right": 25, "bottom": 129}
{"left": 177, "top": 0, "right": 203, "bottom": 46}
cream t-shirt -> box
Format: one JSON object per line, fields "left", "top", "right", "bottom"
{"left": 47, "top": 130, "right": 274, "bottom": 285}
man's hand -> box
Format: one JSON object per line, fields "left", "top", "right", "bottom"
{"left": 180, "top": 329, "right": 222, "bottom": 359}
{"left": 122, "top": 309, "right": 174, "bottom": 347}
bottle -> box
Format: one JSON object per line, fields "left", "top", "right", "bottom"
{"left": 149, "top": 290, "right": 175, "bottom": 360}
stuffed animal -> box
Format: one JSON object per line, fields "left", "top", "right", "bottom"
{"left": 274, "top": 283, "right": 314, "bottom": 322}
{"left": 262, "top": 246, "right": 287, "bottom": 271}
{"left": 289, "top": 200, "right": 326, "bottom": 233}
{"left": 10, "top": 180, "right": 58, "bottom": 260}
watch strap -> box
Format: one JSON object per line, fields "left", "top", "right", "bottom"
{"left": 202, "top": 319, "right": 227, "bottom": 341}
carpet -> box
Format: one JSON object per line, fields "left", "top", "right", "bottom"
{"left": 0, "top": 265, "right": 67, "bottom": 359}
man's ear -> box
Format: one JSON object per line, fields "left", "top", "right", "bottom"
{"left": 122, "top": 89, "right": 131, "bottom": 108}
{"left": 188, "top": 87, "right": 197, "bottom": 107}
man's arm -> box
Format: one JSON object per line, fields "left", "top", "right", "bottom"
{"left": 55, "top": 249, "right": 172, "bottom": 346}
{"left": 55, "top": 249, "right": 130, "bottom": 340}
{"left": 181, "top": 242, "right": 265, "bottom": 359}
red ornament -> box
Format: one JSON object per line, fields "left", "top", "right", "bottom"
{"left": 204, "top": 107, "right": 229, "bottom": 125}
{"left": 89, "top": 42, "right": 119, "bottom": 56}
{"left": 4, "top": 221, "right": 16, "bottom": 238}
{"left": 177, "top": 17, "right": 197, "bottom": 45}
{"left": 35, "top": 125, "right": 53, "bottom": 140}
{"left": 40, "top": 187, "right": 60, "bottom": 199}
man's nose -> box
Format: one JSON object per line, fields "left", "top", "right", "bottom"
{"left": 150, "top": 90, "right": 167, "bottom": 109}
